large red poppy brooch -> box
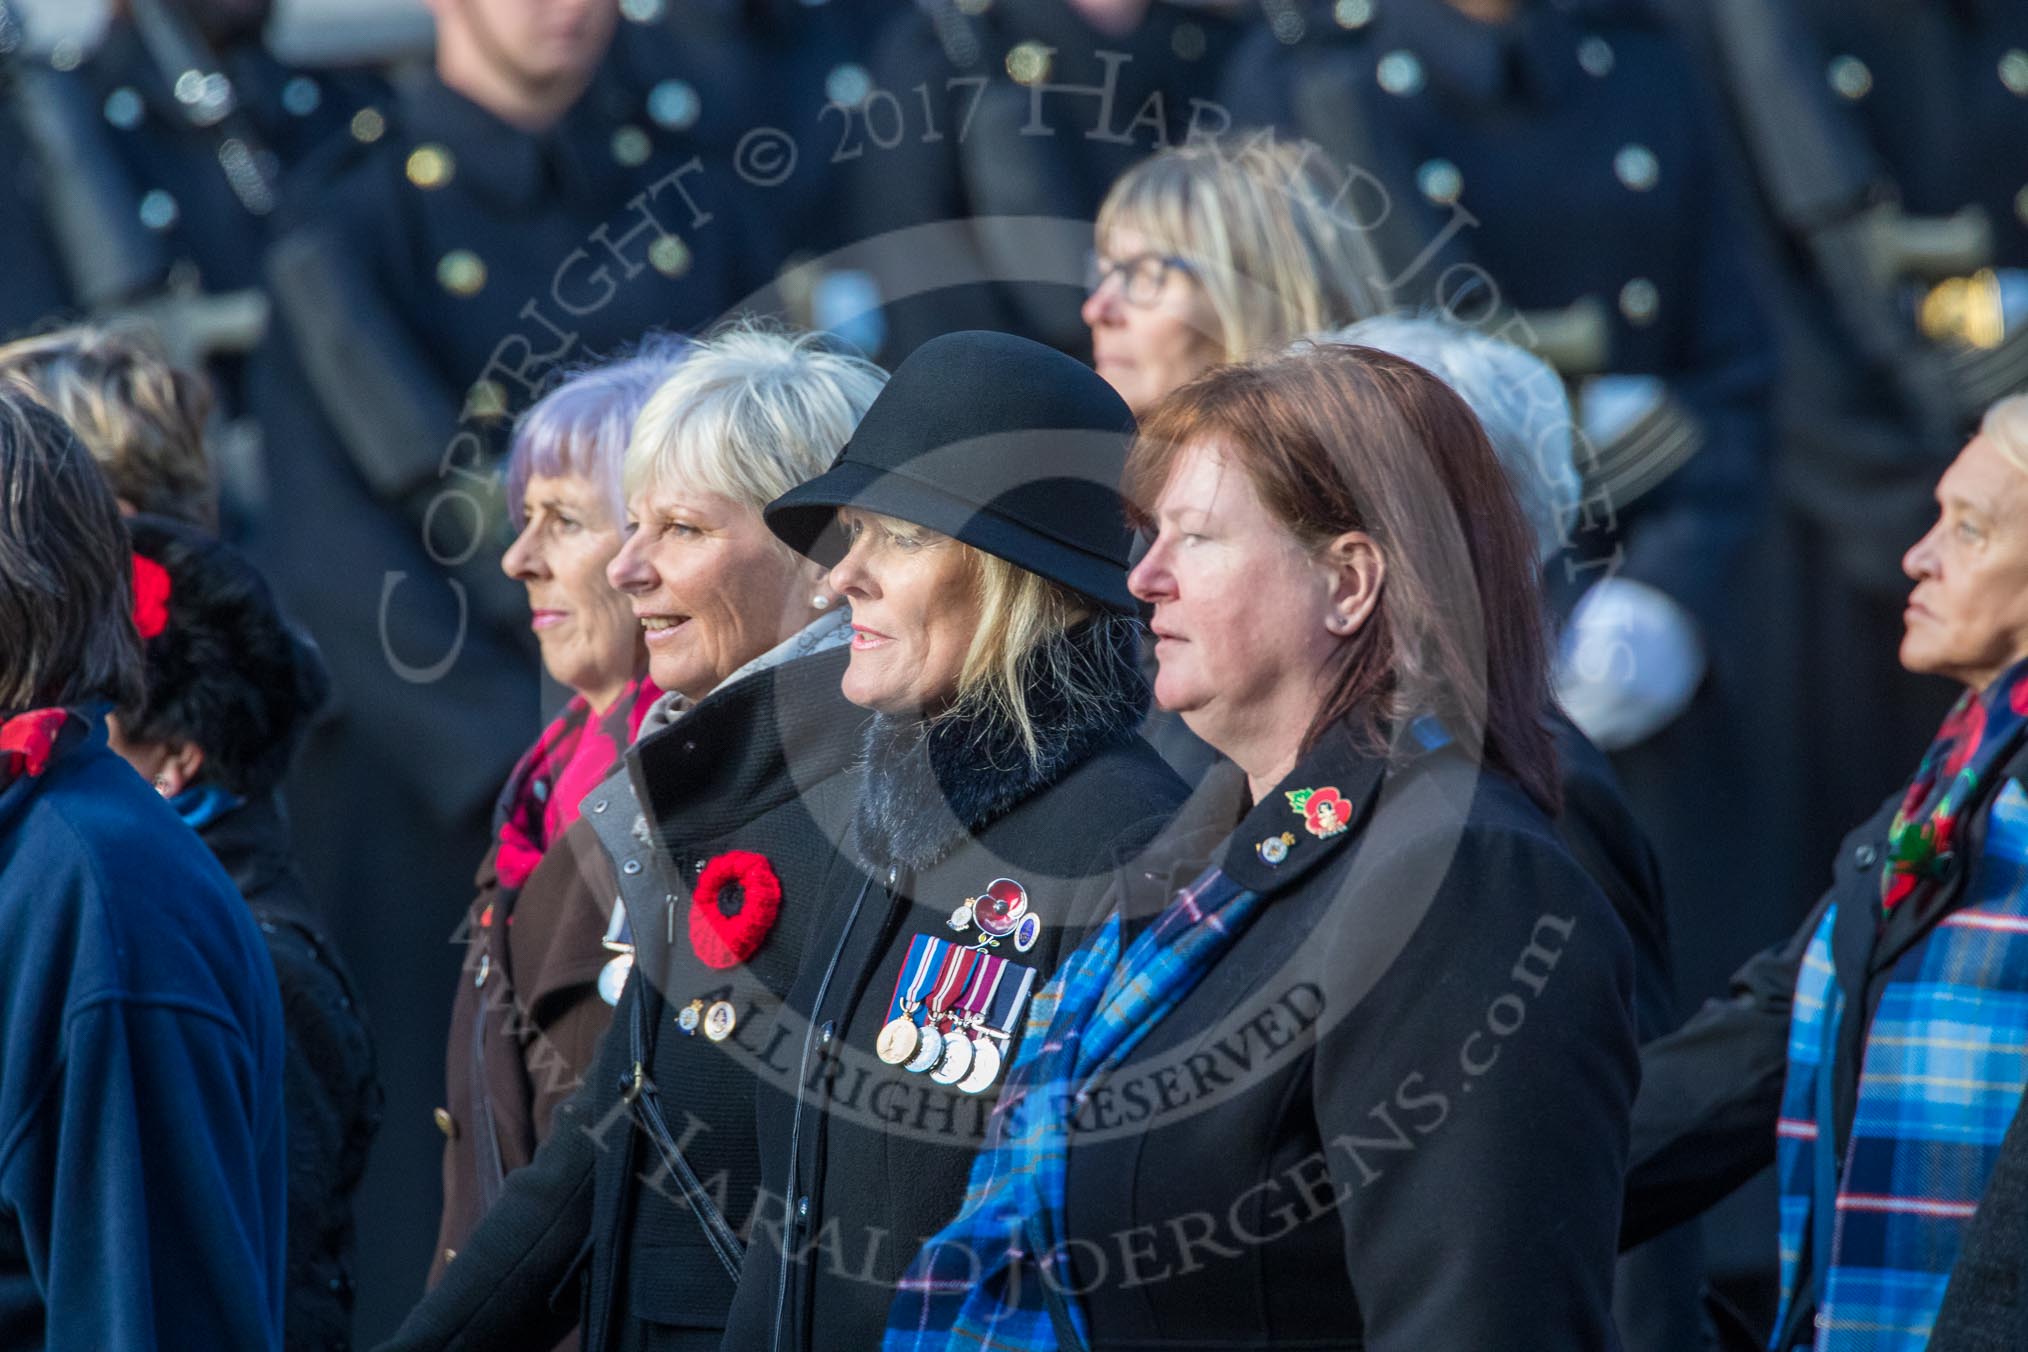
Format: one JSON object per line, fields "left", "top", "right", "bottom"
{"left": 688, "top": 850, "right": 784, "bottom": 969}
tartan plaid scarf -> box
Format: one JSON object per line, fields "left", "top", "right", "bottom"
{"left": 1773, "top": 730, "right": 2028, "bottom": 1347}
{"left": 884, "top": 862, "right": 1264, "bottom": 1351}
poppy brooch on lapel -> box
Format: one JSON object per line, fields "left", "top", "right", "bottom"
{"left": 1286, "top": 786, "right": 1350, "bottom": 839}
{"left": 689, "top": 850, "right": 783, "bottom": 969}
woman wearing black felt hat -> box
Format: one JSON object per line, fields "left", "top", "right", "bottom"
{"left": 716, "top": 330, "right": 1190, "bottom": 1352}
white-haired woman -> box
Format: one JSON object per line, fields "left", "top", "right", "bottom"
{"left": 1082, "top": 136, "right": 1389, "bottom": 416}
{"left": 387, "top": 325, "right": 889, "bottom": 1352}
{"left": 431, "top": 338, "right": 686, "bottom": 1291}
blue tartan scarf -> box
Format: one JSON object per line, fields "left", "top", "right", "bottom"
{"left": 1772, "top": 777, "right": 2028, "bottom": 1350}
{"left": 884, "top": 862, "right": 1263, "bottom": 1350}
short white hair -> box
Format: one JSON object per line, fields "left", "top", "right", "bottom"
{"left": 622, "top": 323, "right": 888, "bottom": 514}
{"left": 1982, "top": 393, "right": 2028, "bottom": 478}
{"left": 1327, "top": 315, "right": 1580, "bottom": 564}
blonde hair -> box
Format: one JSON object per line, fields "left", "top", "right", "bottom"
{"left": 623, "top": 322, "right": 887, "bottom": 517}
{"left": 1982, "top": 394, "right": 2028, "bottom": 478}
{"left": 1096, "top": 136, "right": 1390, "bottom": 365}
{"left": 0, "top": 326, "right": 214, "bottom": 527}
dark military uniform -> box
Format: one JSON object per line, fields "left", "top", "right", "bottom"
{"left": 834, "top": 0, "right": 1247, "bottom": 364}
{"left": 0, "top": 11, "right": 384, "bottom": 526}
{"left": 1224, "top": 6, "right": 1778, "bottom": 1347}
{"left": 247, "top": 63, "right": 772, "bottom": 1343}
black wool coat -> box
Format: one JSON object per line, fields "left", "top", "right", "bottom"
{"left": 377, "top": 647, "right": 864, "bottom": 1352}
{"left": 1039, "top": 722, "right": 1637, "bottom": 1349}
{"left": 721, "top": 633, "right": 1188, "bottom": 1352}
{"left": 201, "top": 793, "right": 382, "bottom": 1352}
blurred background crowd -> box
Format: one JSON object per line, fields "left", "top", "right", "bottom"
{"left": 0, "top": 0, "right": 2020, "bottom": 1343}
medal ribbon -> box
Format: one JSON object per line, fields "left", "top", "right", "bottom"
{"left": 926, "top": 944, "right": 975, "bottom": 1026}
{"left": 951, "top": 953, "right": 1002, "bottom": 1030}
{"left": 886, "top": 934, "right": 942, "bottom": 1022}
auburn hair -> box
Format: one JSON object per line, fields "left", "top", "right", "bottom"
{"left": 1128, "top": 344, "right": 1560, "bottom": 814}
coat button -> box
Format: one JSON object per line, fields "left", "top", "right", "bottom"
{"left": 820, "top": 1021, "right": 835, "bottom": 1046}
{"left": 443, "top": 1248, "right": 457, "bottom": 1266}
{"left": 796, "top": 1195, "right": 810, "bottom": 1220}
{"left": 1854, "top": 844, "right": 1879, "bottom": 870}
{"left": 433, "top": 1107, "right": 458, "bottom": 1140}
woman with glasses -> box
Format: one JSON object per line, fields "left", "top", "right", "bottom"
{"left": 1082, "top": 137, "right": 1388, "bottom": 416}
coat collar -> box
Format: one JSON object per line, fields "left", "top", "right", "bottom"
{"left": 1114, "top": 718, "right": 1399, "bottom": 932}
{"left": 853, "top": 618, "right": 1149, "bottom": 874}
{"left": 627, "top": 644, "right": 863, "bottom": 853}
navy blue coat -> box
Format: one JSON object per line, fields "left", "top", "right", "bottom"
{"left": 0, "top": 714, "right": 287, "bottom": 1349}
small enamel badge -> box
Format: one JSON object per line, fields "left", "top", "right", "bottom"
{"left": 676, "top": 998, "right": 704, "bottom": 1035}
{"left": 1286, "top": 786, "right": 1350, "bottom": 839}
{"left": 1257, "top": 831, "right": 1296, "bottom": 865}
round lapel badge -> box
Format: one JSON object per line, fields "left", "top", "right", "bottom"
{"left": 702, "top": 999, "right": 738, "bottom": 1043}
{"left": 1012, "top": 912, "right": 1041, "bottom": 953}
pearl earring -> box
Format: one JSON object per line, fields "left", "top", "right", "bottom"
{"left": 812, "top": 593, "right": 831, "bottom": 610}
{"left": 152, "top": 775, "right": 171, "bottom": 794}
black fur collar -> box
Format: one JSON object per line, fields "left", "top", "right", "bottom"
{"left": 854, "top": 618, "right": 1148, "bottom": 874}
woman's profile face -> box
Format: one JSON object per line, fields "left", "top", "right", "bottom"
{"left": 827, "top": 509, "right": 984, "bottom": 715}
{"left": 605, "top": 480, "right": 809, "bottom": 703}
{"left": 1083, "top": 223, "right": 1223, "bottom": 416}
{"left": 501, "top": 470, "right": 640, "bottom": 711}
{"left": 1899, "top": 429, "right": 2028, "bottom": 691}
{"left": 1128, "top": 438, "right": 1343, "bottom": 758}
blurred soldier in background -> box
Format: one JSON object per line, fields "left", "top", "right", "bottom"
{"left": 0, "top": 0, "right": 385, "bottom": 527}
{"left": 1222, "top": 2, "right": 1778, "bottom": 1346}
{"left": 243, "top": 0, "right": 772, "bottom": 1337}
{"left": 837, "top": 0, "right": 1251, "bottom": 365}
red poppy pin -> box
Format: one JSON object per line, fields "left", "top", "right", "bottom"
{"left": 0, "top": 708, "right": 66, "bottom": 782}
{"left": 688, "top": 850, "right": 784, "bottom": 969}
{"left": 1286, "top": 786, "right": 1350, "bottom": 839}
{"left": 131, "top": 553, "right": 172, "bottom": 641}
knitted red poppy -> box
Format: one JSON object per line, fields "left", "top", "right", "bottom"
{"left": 131, "top": 554, "right": 172, "bottom": 640}
{"left": 689, "top": 850, "right": 783, "bottom": 969}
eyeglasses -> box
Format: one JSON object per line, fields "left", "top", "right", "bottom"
{"left": 1086, "top": 251, "right": 1198, "bottom": 306}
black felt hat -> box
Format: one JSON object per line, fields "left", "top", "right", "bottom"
{"left": 763, "top": 331, "right": 1140, "bottom": 612}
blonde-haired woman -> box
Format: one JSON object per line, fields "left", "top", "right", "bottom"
{"left": 1083, "top": 136, "right": 1389, "bottom": 414}
{"left": 386, "top": 324, "right": 888, "bottom": 1352}
{"left": 719, "top": 329, "right": 1189, "bottom": 1352}
{"left": 0, "top": 325, "right": 215, "bottom": 526}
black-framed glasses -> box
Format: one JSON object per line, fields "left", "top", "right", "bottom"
{"left": 1086, "top": 251, "right": 1198, "bottom": 306}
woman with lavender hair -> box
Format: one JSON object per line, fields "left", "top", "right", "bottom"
{"left": 428, "top": 339, "right": 685, "bottom": 1296}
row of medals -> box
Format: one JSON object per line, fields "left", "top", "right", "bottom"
{"left": 876, "top": 1001, "right": 1007, "bottom": 1095}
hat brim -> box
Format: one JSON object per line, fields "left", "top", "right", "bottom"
{"left": 765, "top": 460, "right": 1138, "bottom": 614}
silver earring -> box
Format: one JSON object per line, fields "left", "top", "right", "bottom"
{"left": 811, "top": 593, "right": 831, "bottom": 610}
{"left": 152, "top": 775, "right": 171, "bottom": 794}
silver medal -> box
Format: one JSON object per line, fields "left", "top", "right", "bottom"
{"left": 904, "top": 1023, "right": 946, "bottom": 1073}
{"left": 956, "top": 1036, "right": 1004, "bottom": 1094}
{"left": 929, "top": 1032, "right": 975, "bottom": 1085}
